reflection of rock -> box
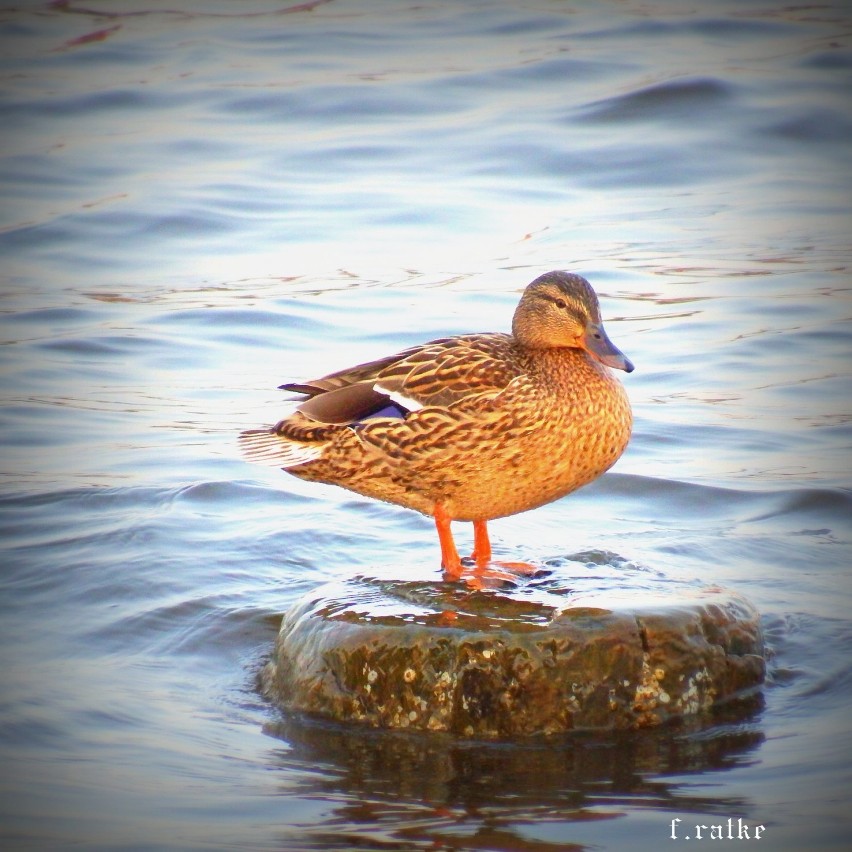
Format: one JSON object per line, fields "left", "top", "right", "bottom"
{"left": 265, "top": 700, "right": 765, "bottom": 830}
{"left": 261, "top": 557, "right": 765, "bottom": 738}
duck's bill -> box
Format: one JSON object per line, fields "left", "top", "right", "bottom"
{"left": 583, "top": 323, "right": 635, "bottom": 373}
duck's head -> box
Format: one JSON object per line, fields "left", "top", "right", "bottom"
{"left": 512, "top": 271, "right": 634, "bottom": 372}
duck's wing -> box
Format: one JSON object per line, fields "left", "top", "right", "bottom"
{"left": 288, "top": 334, "right": 523, "bottom": 425}
{"left": 372, "top": 333, "right": 522, "bottom": 409}
{"left": 240, "top": 334, "right": 528, "bottom": 469}
{"left": 278, "top": 342, "right": 430, "bottom": 396}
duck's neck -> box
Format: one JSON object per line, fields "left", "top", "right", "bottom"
{"left": 521, "top": 345, "right": 616, "bottom": 387}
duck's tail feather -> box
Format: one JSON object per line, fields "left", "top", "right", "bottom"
{"left": 239, "top": 427, "right": 323, "bottom": 469}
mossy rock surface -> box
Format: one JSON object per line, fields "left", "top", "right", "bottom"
{"left": 261, "top": 554, "right": 765, "bottom": 738}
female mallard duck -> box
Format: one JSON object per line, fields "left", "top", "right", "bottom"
{"left": 240, "top": 271, "right": 633, "bottom": 580}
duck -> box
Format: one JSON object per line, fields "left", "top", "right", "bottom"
{"left": 240, "top": 270, "right": 633, "bottom": 581}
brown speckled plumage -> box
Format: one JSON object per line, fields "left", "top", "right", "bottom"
{"left": 240, "top": 271, "right": 633, "bottom": 579}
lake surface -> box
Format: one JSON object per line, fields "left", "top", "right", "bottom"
{"left": 1, "top": 1, "right": 851, "bottom": 849}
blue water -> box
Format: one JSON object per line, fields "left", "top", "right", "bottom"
{"left": 1, "top": 1, "right": 851, "bottom": 849}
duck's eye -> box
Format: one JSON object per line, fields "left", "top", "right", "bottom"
{"left": 554, "top": 298, "right": 567, "bottom": 310}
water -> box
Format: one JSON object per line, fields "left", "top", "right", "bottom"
{"left": 1, "top": 0, "right": 851, "bottom": 849}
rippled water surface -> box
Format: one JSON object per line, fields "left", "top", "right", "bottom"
{"left": 2, "top": 1, "right": 851, "bottom": 849}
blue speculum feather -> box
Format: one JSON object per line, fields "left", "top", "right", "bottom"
{"left": 360, "top": 402, "right": 408, "bottom": 421}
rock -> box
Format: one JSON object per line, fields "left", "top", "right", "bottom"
{"left": 261, "top": 554, "right": 765, "bottom": 738}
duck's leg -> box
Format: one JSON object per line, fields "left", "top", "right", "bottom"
{"left": 472, "top": 519, "right": 539, "bottom": 580}
{"left": 470, "top": 519, "right": 492, "bottom": 566}
{"left": 434, "top": 503, "right": 462, "bottom": 580}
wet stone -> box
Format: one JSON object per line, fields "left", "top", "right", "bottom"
{"left": 261, "top": 555, "right": 765, "bottom": 738}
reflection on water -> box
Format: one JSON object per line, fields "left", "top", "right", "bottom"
{"left": 1, "top": 0, "right": 851, "bottom": 849}
{"left": 264, "top": 707, "right": 765, "bottom": 851}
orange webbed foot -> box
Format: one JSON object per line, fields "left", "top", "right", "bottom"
{"left": 469, "top": 519, "right": 539, "bottom": 583}
{"left": 436, "top": 511, "right": 541, "bottom": 587}
{"left": 485, "top": 559, "right": 539, "bottom": 575}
